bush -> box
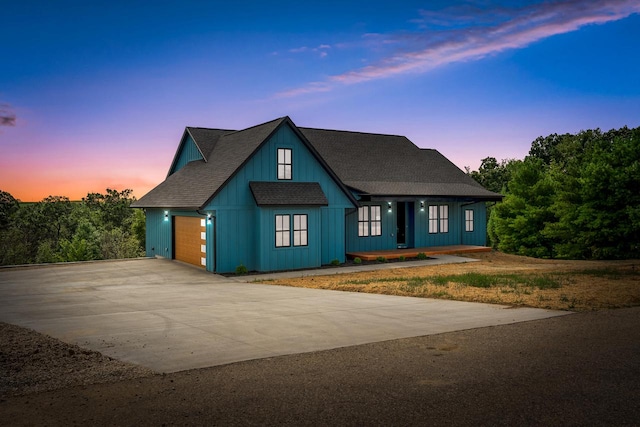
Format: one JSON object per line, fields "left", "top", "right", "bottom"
{"left": 330, "top": 259, "right": 340, "bottom": 266}
{"left": 235, "top": 264, "right": 248, "bottom": 275}
{"left": 417, "top": 252, "right": 428, "bottom": 260}
{"left": 353, "top": 257, "right": 362, "bottom": 264}
{"left": 376, "top": 256, "right": 387, "bottom": 263}
{"left": 399, "top": 255, "right": 406, "bottom": 262}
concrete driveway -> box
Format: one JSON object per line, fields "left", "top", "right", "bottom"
{"left": 0, "top": 258, "right": 569, "bottom": 373}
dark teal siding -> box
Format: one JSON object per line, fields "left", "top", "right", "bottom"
{"left": 255, "top": 207, "right": 321, "bottom": 272}
{"left": 145, "top": 208, "right": 173, "bottom": 259}
{"left": 144, "top": 209, "right": 216, "bottom": 271}
{"left": 345, "top": 202, "right": 397, "bottom": 252}
{"left": 461, "top": 203, "right": 487, "bottom": 246}
{"left": 204, "top": 123, "right": 353, "bottom": 273}
{"left": 346, "top": 201, "right": 488, "bottom": 252}
{"left": 171, "top": 135, "right": 203, "bottom": 174}
{"left": 320, "top": 207, "right": 346, "bottom": 264}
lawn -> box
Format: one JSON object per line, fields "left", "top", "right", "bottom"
{"left": 260, "top": 251, "right": 640, "bottom": 311}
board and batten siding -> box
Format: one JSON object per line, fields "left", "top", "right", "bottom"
{"left": 204, "top": 123, "right": 354, "bottom": 273}
{"left": 345, "top": 202, "right": 397, "bottom": 253}
{"left": 461, "top": 203, "right": 487, "bottom": 246}
{"left": 320, "top": 207, "right": 347, "bottom": 265}
{"left": 145, "top": 208, "right": 173, "bottom": 259}
{"left": 413, "top": 201, "right": 487, "bottom": 247}
{"left": 345, "top": 201, "right": 488, "bottom": 252}
{"left": 170, "top": 135, "right": 203, "bottom": 174}
{"left": 144, "top": 209, "right": 215, "bottom": 272}
{"left": 255, "top": 207, "right": 321, "bottom": 272}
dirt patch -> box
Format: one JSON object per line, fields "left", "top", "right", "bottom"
{"left": 262, "top": 251, "right": 640, "bottom": 311}
{"left": 0, "top": 322, "right": 155, "bottom": 398}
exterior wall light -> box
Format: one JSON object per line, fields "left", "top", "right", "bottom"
{"left": 207, "top": 214, "right": 212, "bottom": 224}
{"left": 164, "top": 211, "right": 169, "bottom": 221}
{"left": 387, "top": 202, "right": 392, "bottom": 212}
{"left": 420, "top": 201, "right": 425, "bottom": 211}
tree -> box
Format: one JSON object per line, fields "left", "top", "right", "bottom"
{"left": 489, "top": 159, "right": 557, "bottom": 258}
{"left": 0, "top": 190, "right": 19, "bottom": 228}
{"left": 83, "top": 188, "right": 136, "bottom": 230}
{"left": 467, "top": 157, "right": 513, "bottom": 194}
{"left": 491, "top": 126, "right": 640, "bottom": 260}
{"left": 527, "top": 133, "right": 570, "bottom": 165}
{"left": 0, "top": 188, "right": 145, "bottom": 266}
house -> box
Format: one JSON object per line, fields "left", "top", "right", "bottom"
{"left": 132, "top": 117, "right": 502, "bottom": 273}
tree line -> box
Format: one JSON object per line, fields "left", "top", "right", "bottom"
{"left": 468, "top": 126, "right": 640, "bottom": 259}
{"left": 0, "top": 188, "right": 145, "bottom": 266}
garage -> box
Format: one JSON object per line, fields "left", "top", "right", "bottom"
{"left": 173, "top": 216, "right": 206, "bottom": 268}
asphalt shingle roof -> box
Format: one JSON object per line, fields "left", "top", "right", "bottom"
{"left": 133, "top": 118, "right": 285, "bottom": 208}
{"left": 299, "top": 128, "right": 501, "bottom": 200}
{"left": 185, "top": 127, "right": 233, "bottom": 160}
{"left": 249, "top": 182, "right": 328, "bottom": 206}
{"left": 133, "top": 117, "right": 502, "bottom": 209}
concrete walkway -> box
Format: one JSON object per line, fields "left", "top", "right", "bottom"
{"left": 239, "top": 254, "right": 480, "bottom": 281}
{"left": 0, "top": 258, "right": 570, "bottom": 373}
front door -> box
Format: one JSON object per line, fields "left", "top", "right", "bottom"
{"left": 397, "top": 202, "right": 406, "bottom": 248}
{"left": 396, "top": 202, "right": 415, "bottom": 249}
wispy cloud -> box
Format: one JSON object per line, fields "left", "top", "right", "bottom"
{"left": 287, "top": 44, "right": 332, "bottom": 58}
{"left": 0, "top": 103, "right": 16, "bottom": 127}
{"left": 276, "top": 0, "right": 640, "bottom": 98}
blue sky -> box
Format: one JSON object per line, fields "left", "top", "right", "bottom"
{"left": 1, "top": 0, "right": 639, "bottom": 201}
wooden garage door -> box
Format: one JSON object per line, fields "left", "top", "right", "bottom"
{"left": 174, "top": 216, "right": 206, "bottom": 268}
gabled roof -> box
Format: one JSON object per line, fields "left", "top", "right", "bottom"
{"left": 133, "top": 117, "right": 502, "bottom": 209}
{"left": 299, "top": 127, "right": 502, "bottom": 200}
{"left": 186, "top": 127, "right": 233, "bottom": 161}
{"left": 167, "top": 127, "right": 232, "bottom": 176}
{"left": 249, "top": 182, "right": 328, "bottom": 206}
{"left": 134, "top": 118, "right": 286, "bottom": 209}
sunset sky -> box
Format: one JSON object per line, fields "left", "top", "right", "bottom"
{"left": 2, "top": 0, "right": 639, "bottom": 201}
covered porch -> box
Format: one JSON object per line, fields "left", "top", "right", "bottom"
{"left": 346, "top": 245, "right": 491, "bottom": 261}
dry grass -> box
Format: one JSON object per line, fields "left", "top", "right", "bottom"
{"left": 261, "top": 252, "right": 640, "bottom": 311}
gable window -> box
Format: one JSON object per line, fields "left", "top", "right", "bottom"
{"left": 465, "top": 209, "right": 474, "bottom": 232}
{"left": 293, "top": 214, "right": 308, "bottom": 246}
{"left": 429, "top": 205, "right": 449, "bottom": 234}
{"left": 277, "top": 148, "right": 292, "bottom": 180}
{"left": 358, "top": 206, "right": 382, "bottom": 237}
{"left": 275, "top": 214, "right": 290, "bottom": 247}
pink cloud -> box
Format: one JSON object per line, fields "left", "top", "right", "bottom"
{"left": 276, "top": 0, "right": 640, "bottom": 97}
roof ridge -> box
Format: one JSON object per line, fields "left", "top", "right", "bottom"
{"left": 299, "top": 126, "right": 406, "bottom": 139}
{"left": 186, "top": 126, "right": 236, "bottom": 132}
{"left": 222, "top": 116, "right": 289, "bottom": 137}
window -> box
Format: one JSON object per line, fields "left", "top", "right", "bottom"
{"left": 293, "top": 214, "right": 308, "bottom": 246}
{"left": 370, "top": 206, "right": 381, "bottom": 236}
{"left": 439, "top": 205, "right": 449, "bottom": 233}
{"left": 428, "top": 206, "right": 438, "bottom": 234}
{"left": 358, "top": 206, "right": 369, "bottom": 237}
{"left": 277, "top": 148, "right": 292, "bottom": 180}
{"left": 275, "top": 214, "right": 290, "bottom": 247}
{"left": 429, "top": 205, "right": 449, "bottom": 234}
{"left": 465, "top": 209, "right": 474, "bottom": 232}
{"left": 358, "top": 206, "right": 382, "bottom": 237}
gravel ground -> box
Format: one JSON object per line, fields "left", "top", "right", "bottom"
{"left": 1, "top": 307, "right": 639, "bottom": 426}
